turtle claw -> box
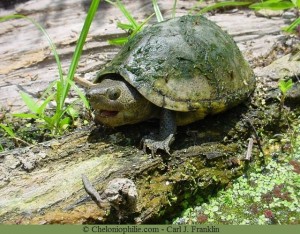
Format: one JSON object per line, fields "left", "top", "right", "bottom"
{"left": 142, "top": 134, "right": 174, "bottom": 156}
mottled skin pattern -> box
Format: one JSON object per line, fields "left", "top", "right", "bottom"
{"left": 87, "top": 15, "right": 256, "bottom": 155}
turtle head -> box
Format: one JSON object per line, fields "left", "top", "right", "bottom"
{"left": 86, "top": 74, "right": 157, "bottom": 127}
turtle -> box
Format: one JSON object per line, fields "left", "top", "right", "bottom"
{"left": 86, "top": 15, "right": 256, "bottom": 155}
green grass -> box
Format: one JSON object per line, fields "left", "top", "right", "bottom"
{"left": 106, "top": 0, "right": 161, "bottom": 45}
{"left": 198, "top": 1, "right": 252, "bottom": 14}
{"left": 0, "top": 0, "right": 100, "bottom": 136}
{"left": 188, "top": 0, "right": 300, "bottom": 34}
{"left": 249, "top": 0, "right": 300, "bottom": 33}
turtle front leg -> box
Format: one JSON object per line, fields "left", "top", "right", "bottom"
{"left": 142, "top": 109, "right": 176, "bottom": 156}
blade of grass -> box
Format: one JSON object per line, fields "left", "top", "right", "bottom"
{"left": 37, "top": 93, "right": 55, "bottom": 115}
{"left": 152, "top": 0, "right": 164, "bottom": 22}
{"left": 106, "top": 0, "right": 139, "bottom": 29}
{"left": 12, "top": 113, "right": 40, "bottom": 119}
{"left": 39, "top": 80, "right": 57, "bottom": 100}
{"left": 20, "top": 92, "right": 39, "bottom": 114}
{"left": 291, "top": 0, "right": 298, "bottom": 7}
{"left": 249, "top": 1, "right": 294, "bottom": 10}
{"left": 67, "top": 79, "right": 90, "bottom": 109}
{"left": 61, "top": 0, "right": 100, "bottom": 111}
{"left": 108, "top": 37, "right": 129, "bottom": 45}
{"left": 199, "top": 1, "right": 251, "bottom": 14}
{"left": 115, "top": 0, "right": 139, "bottom": 29}
{"left": 0, "top": 124, "right": 16, "bottom": 138}
{"left": 0, "top": 123, "right": 30, "bottom": 146}
{"left": 129, "top": 13, "right": 155, "bottom": 38}
{"left": 117, "top": 22, "right": 135, "bottom": 30}
{"left": 188, "top": 0, "right": 205, "bottom": 14}
{"left": 108, "top": 13, "right": 154, "bottom": 46}
{"left": 283, "top": 16, "right": 300, "bottom": 32}
{"left": 172, "top": 0, "right": 178, "bottom": 18}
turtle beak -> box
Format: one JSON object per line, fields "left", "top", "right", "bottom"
{"left": 87, "top": 86, "right": 120, "bottom": 118}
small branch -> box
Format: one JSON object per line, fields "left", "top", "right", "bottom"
{"left": 74, "top": 76, "right": 95, "bottom": 88}
{"left": 82, "top": 174, "right": 106, "bottom": 208}
{"left": 13, "top": 137, "right": 31, "bottom": 147}
{"left": 245, "top": 138, "right": 253, "bottom": 161}
{"left": 242, "top": 114, "right": 265, "bottom": 158}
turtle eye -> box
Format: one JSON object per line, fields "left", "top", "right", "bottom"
{"left": 107, "top": 88, "right": 121, "bottom": 101}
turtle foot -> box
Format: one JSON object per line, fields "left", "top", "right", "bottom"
{"left": 142, "top": 134, "right": 175, "bottom": 156}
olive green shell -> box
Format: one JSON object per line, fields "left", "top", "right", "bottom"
{"left": 96, "top": 15, "right": 255, "bottom": 112}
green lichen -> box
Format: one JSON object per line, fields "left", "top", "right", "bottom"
{"left": 173, "top": 124, "right": 300, "bottom": 224}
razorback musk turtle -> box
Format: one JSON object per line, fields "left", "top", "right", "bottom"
{"left": 87, "top": 15, "right": 255, "bottom": 154}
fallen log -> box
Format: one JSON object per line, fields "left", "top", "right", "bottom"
{"left": 0, "top": 118, "right": 251, "bottom": 224}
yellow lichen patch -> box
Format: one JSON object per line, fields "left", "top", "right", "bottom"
{"left": 210, "top": 101, "right": 227, "bottom": 114}
{"left": 16, "top": 204, "right": 107, "bottom": 224}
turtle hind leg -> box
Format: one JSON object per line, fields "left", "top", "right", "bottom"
{"left": 142, "top": 109, "right": 176, "bottom": 156}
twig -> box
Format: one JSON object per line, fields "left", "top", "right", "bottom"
{"left": 13, "top": 137, "right": 31, "bottom": 147}
{"left": 74, "top": 76, "right": 95, "bottom": 88}
{"left": 242, "top": 114, "right": 265, "bottom": 158}
{"left": 81, "top": 174, "right": 105, "bottom": 208}
{"left": 245, "top": 138, "right": 253, "bottom": 161}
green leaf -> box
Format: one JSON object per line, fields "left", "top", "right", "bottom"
{"left": 291, "top": 0, "right": 300, "bottom": 7}
{"left": 106, "top": 0, "right": 139, "bottom": 29}
{"left": 129, "top": 13, "right": 154, "bottom": 38}
{"left": 68, "top": 80, "right": 90, "bottom": 109}
{"left": 37, "top": 93, "right": 55, "bottom": 116}
{"left": 0, "top": 124, "right": 15, "bottom": 138}
{"left": 249, "top": 1, "right": 294, "bottom": 10}
{"left": 40, "top": 80, "right": 57, "bottom": 100}
{"left": 108, "top": 37, "right": 129, "bottom": 45}
{"left": 172, "top": 0, "right": 177, "bottom": 18}
{"left": 43, "top": 115, "right": 55, "bottom": 127}
{"left": 20, "top": 92, "right": 39, "bottom": 114}
{"left": 199, "top": 1, "right": 251, "bottom": 14}
{"left": 106, "top": 2, "right": 154, "bottom": 46}
{"left": 279, "top": 79, "right": 293, "bottom": 95}
{"left": 13, "top": 113, "right": 39, "bottom": 119}
{"left": 55, "top": 80, "right": 64, "bottom": 111}
{"left": 66, "top": 106, "right": 79, "bottom": 119}
{"left": 61, "top": 0, "right": 100, "bottom": 112}
{"left": 283, "top": 16, "right": 300, "bottom": 32}
{"left": 117, "top": 22, "right": 134, "bottom": 30}
{"left": 59, "top": 117, "right": 71, "bottom": 130}
{"left": 152, "top": 0, "right": 164, "bottom": 22}
{"left": 116, "top": 0, "right": 139, "bottom": 29}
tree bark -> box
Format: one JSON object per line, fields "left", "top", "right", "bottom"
{"left": 0, "top": 123, "right": 251, "bottom": 224}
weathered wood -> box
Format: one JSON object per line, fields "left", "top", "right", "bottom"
{"left": 0, "top": 0, "right": 299, "bottom": 225}
{"left": 0, "top": 124, "right": 249, "bottom": 224}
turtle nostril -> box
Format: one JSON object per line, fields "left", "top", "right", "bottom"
{"left": 107, "top": 88, "right": 121, "bottom": 101}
